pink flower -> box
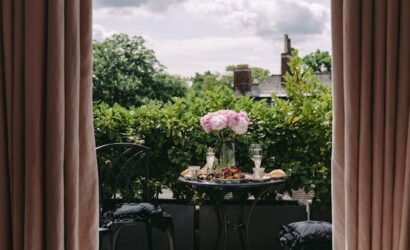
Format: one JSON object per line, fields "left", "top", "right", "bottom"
{"left": 231, "top": 116, "right": 249, "bottom": 134}
{"left": 200, "top": 114, "right": 212, "bottom": 132}
{"left": 226, "top": 111, "right": 239, "bottom": 127}
{"left": 210, "top": 114, "right": 228, "bottom": 130}
{"left": 200, "top": 110, "right": 249, "bottom": 134}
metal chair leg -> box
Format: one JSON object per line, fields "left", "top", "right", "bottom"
{"left": 145, "top": 223, "right": 153, "bottom": 250}
{"left": 110, "top": 225, "right": 125, "bottom": 250}
{"left": 165, "top": 221, "right": 176, "bottom": 250}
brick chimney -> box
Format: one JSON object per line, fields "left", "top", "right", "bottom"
{"left": 281, "top": 34, "right": 292, "bottom": 83}
{"left": 233, "top": 64, "right": 252, "bottom": 93}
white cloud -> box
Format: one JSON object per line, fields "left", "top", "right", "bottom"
{"left": 92, "top": 24, "right": 116, "bottom": 41}
{"left": 93, "top": 0, "right": 330, "bottom": 39}
{"left": 94, "top": 0, "right": 186, "bottom": 12}
{"left": 183, "top": 0, "right": 329, "bottom": 38}
{"left": 149, "top": 36, "right": 283, "bottom": 76}
{"left": 92, "top": 0, "right": 331, "bottom": 76}
{"left": 93, "top": 6, "right": 160, "bottom": 19}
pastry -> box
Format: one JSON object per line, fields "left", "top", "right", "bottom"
{"left": 267, "top": 169, "right": 287, "bottom": 178}
{"left": 215, "top": 166, "right": 245, "bottom": 180}
{"left": 180, "top": 169, "right": 190, "bottom": 177}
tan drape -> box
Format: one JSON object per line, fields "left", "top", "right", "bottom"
{"left": 332, "top": 0, "right": 410, "bottom": 249}
{"left": 0, "top": 0, "right": 99, "bottom": 249}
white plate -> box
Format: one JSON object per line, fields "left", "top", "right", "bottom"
{"left": 245, "top": 174, "right": 272, "bottom": 182}
{"left": 213, "top": 178, "right": 247, "bottom": 184}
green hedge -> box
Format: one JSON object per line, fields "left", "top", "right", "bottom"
{"left": 93, "top": 51, "right": 332, "bottom": 205}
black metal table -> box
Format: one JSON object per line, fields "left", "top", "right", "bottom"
{"left": 178, "top": 176, "right": 287, "bottom": 250}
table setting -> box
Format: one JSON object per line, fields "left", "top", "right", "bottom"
{"left": 179, "top": 109, "right": 287, "bottom": 184}
{"left": 178, "top": 109, "right": 288, "bottom": 250}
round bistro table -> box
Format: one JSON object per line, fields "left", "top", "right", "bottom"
{"left": 178, "top": 176, "right": 287, "bottom": 250}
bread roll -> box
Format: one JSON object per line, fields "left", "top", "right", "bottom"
{"left": 180, "top": 169, "right": 190, "bottom": 177}
{"left": 267, "top": 169, "right": 287, "bottom": 178}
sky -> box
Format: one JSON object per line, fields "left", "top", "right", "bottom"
{"left": 93, "top": 0, "right": 331, "bottom": 77}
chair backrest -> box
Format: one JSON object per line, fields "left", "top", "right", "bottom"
{"left": 96, "top": 143, "right": 151, "bottom": 214}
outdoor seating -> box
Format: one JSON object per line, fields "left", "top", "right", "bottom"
{"left": 278, "top": 220, "right": 332, "bottom": 250}
{"left": 97, "top": 143, "right": 175, "bottom": 250}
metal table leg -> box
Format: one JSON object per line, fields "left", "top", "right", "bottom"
{"left": 180, "top": 179, "right": 285, "bottom": 250}
{"left": 209, "top": 187, "right": 275, "bottom": 250}
{"left": 214, "top": 199, "right": 228, "bottom": 250}
{"left": 238, "top": 200, "right": 247, "bottom": 250}
{"left": 244, "top": 186, "right": 276, "bottom": 250}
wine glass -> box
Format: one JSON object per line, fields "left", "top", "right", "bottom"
{"left": 249, "top": 144, "right": 262, "bottom": 168}
{"left": 205, "top": 147, "right": 215, "bottom": 173}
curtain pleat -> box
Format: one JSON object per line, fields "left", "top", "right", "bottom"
{"left": 370, "top": 0, "right": 387, "bottom": 249}
{"left": 332, "top": 0, "right": 410, "bottom": 249}
{"left": 331, "top": 0, "right": 345, "bottom": 247}
{"left": 10, "top": 0, "right": 26, "bottom": 249}
{"left": 357, "top": 0, "right": 372, "bottom": 249}
{"left": 24, "top": 0, "right": 47, "bottom": 249}
{"left": 45, "top": 0, "right": 66, "bottom": 249}
{"left": 0, "top": 2, "right": 12, "bottom": 249}
{"left": 64, "top": 0, "right": 81, "bottom": 249}
{"left": 0, "top": 0, "right": 99, "bottom": 249}
{"left": 78, "top": 0, "right": 99, "bottom": 247}
{"left": 396, "top": 2, "right": 410, "bottom": 248}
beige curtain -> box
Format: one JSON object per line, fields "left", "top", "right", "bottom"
{"left": 332, "top": 0, "right": 410, "bottom": 249}
{"left": 0, "top": 0, "right": 99, "bottom": 249}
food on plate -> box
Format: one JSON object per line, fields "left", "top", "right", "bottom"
{"left": 267, "top": 169, "right": 287, "bottom": 178}
{"left": 206, "top": 173, "right": 214, "bottom": 180}
{"left": 196, "top": 173, "right": 205, "bottom": 180}
{"left": 197, "top": 172, "right": 215, "bottom": 181}
{"left": 182, "top": 166, "right": 246, "bottom": 181}
{"left": 182, "top": 166, "right": 209, "bottom": 178}
{"left": 215, "top": 166, "right": 245, "bottom": 180}
{"left": 180, "top": 169, "right": 190, "bottom": 177}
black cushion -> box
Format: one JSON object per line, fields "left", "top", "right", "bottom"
{"left": 104, "top": 202, "right": 172, "bottom": 231}
{"left": 278, "top": 221, "right": 332, "bottom": 250}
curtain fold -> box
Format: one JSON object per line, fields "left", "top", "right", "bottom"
{"left": 332, "top": 0, "right": 410, "bottom": 249}
{"left": 0, "top": 0, "right": 99, "bottom": 249}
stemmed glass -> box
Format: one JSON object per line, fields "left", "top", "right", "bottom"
{"left": 249, "top": 144, "right": 264, "bottom": 178}
{"left": 205, "top": 147, "right": 215, "bottom": 174}
{"left": 249, "top": 144, "right": 262, "bottom": 168}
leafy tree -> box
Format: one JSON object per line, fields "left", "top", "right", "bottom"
{"left": 275, "top": 49, "right": 332, "bottom": 204}
{"left": 302, "top": 50, "right": 332, "bottom": 73}
{"left": 191, "top": 71, "right": 231, "bottom": 93}
{"left": 94, "top": 50, "right": 332, "bottom": 205}
{"left": 93, "top": 34, "right": 187, "bottom": 107}
{"left": 226, "top": 65, "right": 271, "bottom": 84}
{"left": 250, "top": 67, "right": 271, "bottom": 84}
{"left": 192, "top": 65, "right": 271, "bottom": 94}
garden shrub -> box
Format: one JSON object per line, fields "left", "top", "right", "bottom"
{"left": 94, "top": 51, "right": 332, "bottom": 205}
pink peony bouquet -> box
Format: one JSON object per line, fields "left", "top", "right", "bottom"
{"left": 200, "top": 110, "right": 250, "bottom": 135}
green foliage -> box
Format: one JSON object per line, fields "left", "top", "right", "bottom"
{"left": 275, "top": 50, "right": 332, "bottom": 204}
{"left": 250, "top": 67, "right": 271, "bottom": 84}
{"left": 226, "top": 65, "right": 271, "bottom": 84}
{"left": 94, "top": 50, "right": 332, "bottom": 205}
{"left": 93, "top": 34, "right": 187, "bottom": 107}
{"left": 191, "top": 71, "right": 232, "bottom": 93}
{"left": 302, "top": 50, "right": 332, "bottom": 73}
{"left": 192, "top": 65, "right": 271, "bottom": 94}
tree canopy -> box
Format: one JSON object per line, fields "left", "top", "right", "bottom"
{"left": 93, "top": 34, "right": 187, "bottom": 107}
{"left": 191, "top": 65, "right": 271, "bottom": 94}
{"left": 302, "top": 50, "right": 332, "bottom": 73}
{"left": 191, "top": 71, "right": 232, "bottom": 93}
{"left": 226, "top": 65, "right": 271, "bottom": 84}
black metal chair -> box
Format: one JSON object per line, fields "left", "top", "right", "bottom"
{"left": 277, "top": 220, "right": 332, "bottom": 250}
{"left": 97, "top": 143, "right": 175, "bottom": 250}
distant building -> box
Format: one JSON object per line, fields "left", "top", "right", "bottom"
{"left": 233, "top": 34, "right": 332, "bottom": 100}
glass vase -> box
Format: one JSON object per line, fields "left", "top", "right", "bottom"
{"left": 218, "top": 142, "right": 236, "bottom": 169}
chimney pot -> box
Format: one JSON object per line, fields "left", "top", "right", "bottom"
{"left": 233, "top": 65, "right": 252, "bottom": 93}
{"left": 281, "top": 34, "right": 292, "bottom": 82}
